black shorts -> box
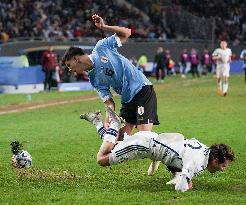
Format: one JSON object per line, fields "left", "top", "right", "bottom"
{"left": 120, "top": 85, "right": 159, "bottom": 125}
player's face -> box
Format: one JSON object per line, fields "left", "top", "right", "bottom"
{"left": 208, "top": 159, "right": 230, "bottom": 173}
{"left": 220, "top": 41, "right": 227, "bottom": 49}
{"left": 65, "top": 56, "right": 85, "bottom": 75}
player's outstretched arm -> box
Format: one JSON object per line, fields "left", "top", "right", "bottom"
{"left": 92, "top": 14, "right": 131, "bottom": 43}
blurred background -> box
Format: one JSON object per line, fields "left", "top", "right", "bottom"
{"left": 0, "top": 0, "right": 245, "bottom": 93}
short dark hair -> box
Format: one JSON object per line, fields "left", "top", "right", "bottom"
{"left": 209, "top": 144, "right": 235, "bottom": 164}
{"left": 61, "top": 47, "right": 85, "bottom": 65}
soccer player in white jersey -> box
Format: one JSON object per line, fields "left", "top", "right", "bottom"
{"left": 80, "top": 108, "right": 235, "bottom": 192}
{"left": 62, "top": 14, "right": 159, "bottom": 138}
{"left": 212, "top": 41, "right": 232, "bottom": 96}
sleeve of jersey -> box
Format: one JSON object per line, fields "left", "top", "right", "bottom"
{"left": 212, "top": 49, "right": 218, "bottom": 56}
{"left": 101, "top": 34, "right": 122, "bottom": 50}
{"left": 180, "top": 150, "right": 196, "bottom": 180}
{"left": 96, "top": 86, "right": 113, "bottom": 102}
{"left": 240, "top": 51, "right": 244, "bottom": 58}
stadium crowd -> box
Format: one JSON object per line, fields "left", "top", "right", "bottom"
{"left": 0, "top": 0, "right": 245, "bottom": 43}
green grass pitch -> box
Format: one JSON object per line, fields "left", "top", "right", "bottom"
{"left": 0, "top": 74, "right": 245, "bottom": 204}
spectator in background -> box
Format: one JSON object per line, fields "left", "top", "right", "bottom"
{"left": 0, "top": 31, "right": 9, "bottom": 42}
{"left": 180, "top": 48, "right": 189, "bottom": 78}
{"left": 240, "top": 48, "right": 246, "bottom": 83}
{"left": 212, "top": 40, "right": 232, "bottom": 96}
{"left": 138, "top": 53, "right": 148, "bottom": 74}
{"left": 165, "top": 49, "right": 172, "bottom": 75}
{"left": 201, "top": 49, "right": 210, "bottom": 76}
{"left": 154, "top": 47, "right": 166, "bottom": 83}
{"left": 190, "top": 48, "right": 200, "bottom": 78}
{"left": 20, "top": 54, "right": 29, "bottom": 67}
{"left": 168, "top": 58, "right": 176, "bottom": 75}
{"left": 41, "top": 46, "right": 58, "bottom": 91}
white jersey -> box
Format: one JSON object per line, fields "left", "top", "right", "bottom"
{"left": 212, "top": 48, "right": 232, "bottom": 66}
{"left": 212, "top": 48, "right": 232, "bottom": 77}
{"left": 109, "top": 131, "right": 210, "bottom": 180}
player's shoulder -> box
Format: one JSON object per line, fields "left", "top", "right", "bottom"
{"left": 213, "top": 48, "right": 221, "bottom": 53}
{"left": 185, "top": 138, "right": 208, "bottom": 148}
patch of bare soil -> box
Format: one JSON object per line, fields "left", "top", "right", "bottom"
{"left": 0, "top": 95, "right": 99, "bottom": 115}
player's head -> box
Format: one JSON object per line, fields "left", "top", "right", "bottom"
{"left": 62, "top": 47, "right": 87, "bottom": 73}
{"left": 157, "top": 47, "right": 163, "bottom": 53}
{"left": 48, "top": 46, "right": 54, "bottom": 51}
{"left": 207, "top": 144, "right": 235, "bottom": 173}
{"left": 220, "top": 41, "right": 228, "bottom": 49}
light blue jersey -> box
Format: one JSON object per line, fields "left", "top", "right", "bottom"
{"left": 88, "top": 34, "right": 152, "bottom": 103}
{"left": 240, "top": 49, "right": 246, "bottom": 68}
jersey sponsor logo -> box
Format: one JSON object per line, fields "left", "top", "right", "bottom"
{"left": 137, "top": 106, "right": 145, "bottom": 115}
{"left": 101, "top": 56, "right": 108, "bottom": 63}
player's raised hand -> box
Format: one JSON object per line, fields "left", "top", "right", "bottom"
{"left": 92, "top": 14, "right": 105, "bottom": 29}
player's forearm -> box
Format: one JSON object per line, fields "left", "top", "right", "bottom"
{"left": 104, "top": 98, "right": 115, "bottom": 110}
{"left": 212, "top": 55, "right": 220, "bottom": 60}
{"left": 102, "top": 25, "right": 131, "bottom": 42}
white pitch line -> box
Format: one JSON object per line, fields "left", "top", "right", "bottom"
{"left": 0, "top": 96, "right": 99, "bottom": 115}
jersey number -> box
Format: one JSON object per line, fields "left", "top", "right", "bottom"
{"left": 187, "top": 142, "right": 202, "bottom": 149}
{"left": 105, "top": 68, "right": 114, "bottom": 77}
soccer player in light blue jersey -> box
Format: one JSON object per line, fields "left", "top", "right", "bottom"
{"left": 240, "top": 48, "right": 246, "bottom": 83}
{"left": 62, "top": 14, "right": 159, "bottom": 139}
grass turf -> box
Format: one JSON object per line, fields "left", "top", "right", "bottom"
{"left": 0, "top": 74, "right": 245, "bottom": 204}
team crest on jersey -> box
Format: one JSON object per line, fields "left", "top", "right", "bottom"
{"left": 137, "top": 106, "right": 145, "bottom": 115}
{"left": 101, "top": 56, "right": 108, "bottom": 63}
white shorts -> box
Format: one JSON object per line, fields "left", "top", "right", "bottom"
{"left": 109, "top": 132, "right": 184, "bottom": 170}
{"left": 109, "top": 131, "right": 157, "bottom": 165}
{"left": 216, "top": 64, "right": 230, "bottom": 78}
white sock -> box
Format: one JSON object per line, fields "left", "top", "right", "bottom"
{"left": 95, "top": 122, "right": 104, "bottom": 130}
{"left": 95, "top": 122, "right": 106, "bottom": 140}
{"left": 217, "top": 81, "right": 222, "bottom": 91}
{"left": 223, "top": 82, "right": 228, "bottom": 93}
{"left": 103, "top": 122, "right": 119, "bottom": 144}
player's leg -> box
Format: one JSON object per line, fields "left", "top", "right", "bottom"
{"left": 216, "top": 66, "right": 223, "bottom": 95}
{"left": 161, "top": 66, "right": 165, "bottom": 81}
{"left": 48, "top": 70, "right": 53, "bottom": 90}
{"left": 97, "top": 107, "right": 124, "bottom": 166}
{"left": 148, "top": 161, "right": 161, "bottom": 176}
{"left": 222, "top": 65, "right": 230, "bottom": 96}
{"left": 131, "top": 86, "right": 160, "bottom": 175}
{"left": 191, "top": 64, "right": 195, "bottom": 77}
{"left": 155, "top": 66, "right": 160, "bottom": 81}
{"left": 109, "top": 132, "right": 151, "bottom": 166}
{"left": 119, "top": 85, "right": 159, "bottom": 134}
{"left": 119, "top": 100, "right": 137, "bottom": 139}
{"left": 44, "top": 69, "right": 49, "bottom": 90}
{"left": 80, "top": 111, "right": 106, "bottom": 140}
{"left": 222, "top": 76, "right": 229, "bottom": 96}
{"left": 195, "top": 64, "right": 200, "bottom": 77}
{"left": 135, "top": 86, "right": 159, "bottom": 130}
